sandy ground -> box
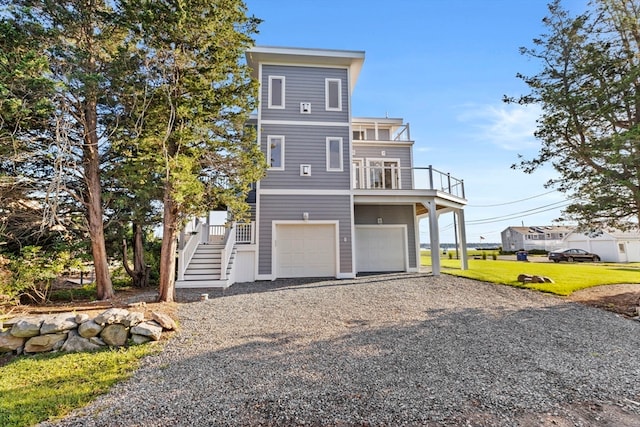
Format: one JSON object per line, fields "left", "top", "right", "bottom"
{"left": 566, "top": 283, "right": 640, "bottom": 318}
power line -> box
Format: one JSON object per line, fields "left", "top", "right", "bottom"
{"left": 466, "top": 201, "right": 571, "bottom": 225}
{"left": 438, "top": 202, "right": 570, "bottom": 233}
{"left": 433, "top": 198, "right": 572, "bottom": 235}
{"left": 467, "top": 189, "right": 558, "bottom": 207}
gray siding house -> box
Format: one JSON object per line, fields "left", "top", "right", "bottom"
{"left": 501, "top": 226, "right": 574, "bottom": 252}
{"left": 175, "top": 46, "right": 468, "bottom": 287}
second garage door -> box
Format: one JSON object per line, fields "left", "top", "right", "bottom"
{"left": 356, "top": 225, "right": 407, "bottom": 273}
{"left": 275, "top": 223, "right": 337, "bottom": 278}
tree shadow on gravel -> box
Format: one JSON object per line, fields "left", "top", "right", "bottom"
{"left": 73, "top": 299, "right": 640, "bottom": 427}
{"left": 176, "top": 272, "right": 428, "bottom": 302}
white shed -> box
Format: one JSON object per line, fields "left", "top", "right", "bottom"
{"left": 563, "top": 229, "right": 640, "bottom": 263}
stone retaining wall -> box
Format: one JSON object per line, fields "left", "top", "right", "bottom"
{"left": 0, "top": 308, "right": 176, "bottom": 354}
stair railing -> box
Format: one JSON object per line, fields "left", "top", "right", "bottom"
{"left": 178, "top": 221, "right": 204, "bottom": 281}
{"left": 235, "top": 221, "right": 255, "bottom": 243}
{"left": 220, "top": 222, "right": 237, "bottom": 281}
{"left": 208, "top": 224, "right": 226, "bottom": 242}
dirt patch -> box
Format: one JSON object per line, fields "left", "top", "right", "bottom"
{"left": 566, "top": 283, "right": 640, "bottom": 318}
{"left": 514, "top": 401, "right": 640, "bottom": 427}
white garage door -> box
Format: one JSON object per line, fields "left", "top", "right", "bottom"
{"left": 356, "top": 226, "right": 406, "bottom": 273}
{"left": 276, "top": 224, "right": 337, "bottom": 278}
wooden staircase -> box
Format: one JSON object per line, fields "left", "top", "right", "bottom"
{"left": 175, "top": 243, "right": 235, "bottom": 288}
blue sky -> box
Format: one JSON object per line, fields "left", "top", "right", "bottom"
{"left": 244, "top": 0, "right": 590, "bottom": 244}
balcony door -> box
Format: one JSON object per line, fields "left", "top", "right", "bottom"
{"left": 366, "top": 159, "right": 400, "bottom": 189}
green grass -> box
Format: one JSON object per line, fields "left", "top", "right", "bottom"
{"left": 49, "top": 279, "right": 134, "bottom": 302}
{"left": 0, "top": 345, "right": 160, "bottom": 427}
{"left": 421, "top": 252, "right": 640, "bottom": 295}
{"left": 49, "top": 286, "right": 98, "bottom": 302}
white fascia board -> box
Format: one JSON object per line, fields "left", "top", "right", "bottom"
{"left": 249, "top": 45, "right": 365, "bottom": 62}
{"left": 246, "top": 46, "right": 365, "bottom": 91}
{"left": 352, "top": 117, "right": 405, "bottom": 125}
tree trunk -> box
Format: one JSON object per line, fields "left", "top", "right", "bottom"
{"left": 83, "top": 99, "right": 114, "bottom": 300}
{"left": 158, "top": 193, "right": 179, "bottom": 302}
{"left": 133, "top": 223, "right": 149, "bottom": 287}
{"left": 123, "top": 223, "right": 149, "bottom": 288}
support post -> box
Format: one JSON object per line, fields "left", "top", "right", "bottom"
{"left": 428, "top": 165, "right": 434, "bottom": 190}
{"left": 427, "top": 200, "right": 440, "bottom": 276}
{"left": 456, "top": 209, "right": 468, "bottom": 270}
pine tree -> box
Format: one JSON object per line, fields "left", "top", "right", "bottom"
{"left": 508, "top": 0, "right": 640, "bottom": 230}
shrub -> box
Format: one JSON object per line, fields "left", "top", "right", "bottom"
{"left": 1, "top": 246, "right": 84, "bottom": 304}
{"left": 112, "top": 278, "right": 133, "bottom": 289}
{"left": 145, "top": 238, "right": 162, "bottom": 284}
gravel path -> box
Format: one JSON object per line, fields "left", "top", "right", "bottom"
{"left": 45, "top": 273, "right": 640, "bottom": 426}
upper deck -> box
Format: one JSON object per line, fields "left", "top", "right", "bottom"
{"left": 351, "top": 117, "right": 411, "bottom": 145}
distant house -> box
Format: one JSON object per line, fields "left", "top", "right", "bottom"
{"left": 563, "top": 229, "right": 640, "bottom": 262}
{"left": 501, "top": 226, "right": 574, "bottom": 252}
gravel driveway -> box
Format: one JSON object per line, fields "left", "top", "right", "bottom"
{"left": 46, "top": 273, "right": 640, "bottom": 426}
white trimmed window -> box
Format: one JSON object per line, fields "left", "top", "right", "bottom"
{"left": 268, "top": 76, "right": 285, "bottom": 109}
{"left": 326, "top": 137, "right": 343, "bottom": 171}
{"left": 267, "top": 135, "right": 284, "bottom": 170}
{"left": 325, "top": 78, "right": 342, "bottom": 111}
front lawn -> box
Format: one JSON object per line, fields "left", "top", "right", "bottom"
{"left": 421, "top": 252, "right": 640, "bottom": 295}
{"left": 0, "top": 345, "right": 159, "bottom": 427}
